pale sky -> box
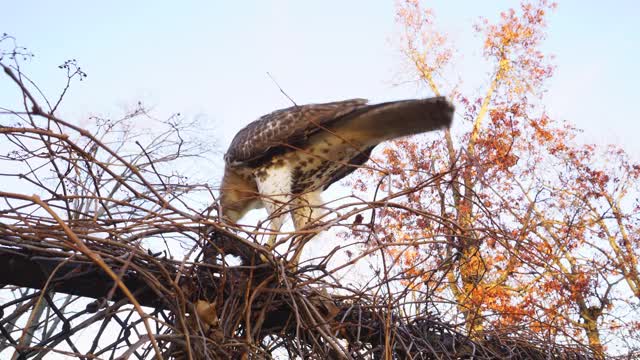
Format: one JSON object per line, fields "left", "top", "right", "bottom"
{"left": 1, "top": 3, "right": 638, "bottom": 355}
{"left": 2, "top": 0, "right": 638, "bottom": 243}
{"left": 2, "top": 1, "right": 638, "bottom": 169}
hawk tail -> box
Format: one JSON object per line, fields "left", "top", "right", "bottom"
{"left": 337, "top": 96, "right": 454, "bottom": 144}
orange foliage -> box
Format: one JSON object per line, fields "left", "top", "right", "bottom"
{"left": 348, "top": 0, "right": 640, "bottom": 356}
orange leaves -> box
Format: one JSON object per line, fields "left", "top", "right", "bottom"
{"left": 529, "top": 114, "right": 554, "bottom": 143}
{"left": 479, "top": 1, "right": 554, "bottom": 56}
{"left": 472, "top": 104, "right": 523, "bottom": 173}
{"left": 395, "top": 0, "right": 452, "bottom": 94}
{"left": 342, "top": 1, "right": 640, "bottom": 353}
{"left": 476, "top": 1, "right": 556, "bottom": 100}
{"left": 403, "top": 247, "right": 419, "bottom": 266}
{"left": 381, "top": 146, "right": 405, "bottom": 175}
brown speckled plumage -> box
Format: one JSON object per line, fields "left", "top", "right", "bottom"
{"left": 224, "top": 99, "right": 368, "bottom": 167}
{"left": 219, "top": 97, "right": 454, "bottom": 263}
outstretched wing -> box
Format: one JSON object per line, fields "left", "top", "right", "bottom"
{"left": 224, "top": 99, "right": 369, "bottom": 167}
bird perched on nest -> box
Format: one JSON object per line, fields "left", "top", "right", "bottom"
{"left": 219, "top": 97, "right": 454, "bottom": 263}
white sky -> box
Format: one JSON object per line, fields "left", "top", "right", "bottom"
{"left": 1, "top": 0, "right": 638, "bottom": 269}
{"left": 2, "top": 1, "right": 638, "bottom": 166}
{"left": 2, "top": 0, "right": 638, "bottom": 275}
{"left": 1, "top": 1, "right": 639, "bottom": 357}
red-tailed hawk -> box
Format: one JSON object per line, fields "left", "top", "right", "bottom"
{"left": 220, "top": 97, "right": 454, "bottom": 263}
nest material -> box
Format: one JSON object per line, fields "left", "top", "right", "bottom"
{"left": 1, "top": 230, "right": 594, "bottom": 359}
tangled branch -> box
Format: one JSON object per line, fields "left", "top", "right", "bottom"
{"left": 0, "top": 40, "right": 594, "bottom": 359}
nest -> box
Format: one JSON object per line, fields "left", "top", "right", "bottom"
{"left": 1, "top": 230, "right": 593, "bottom": 359}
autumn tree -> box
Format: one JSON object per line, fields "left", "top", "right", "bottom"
{"left": 350, "top": 0, "right": 640, "bottom": 357}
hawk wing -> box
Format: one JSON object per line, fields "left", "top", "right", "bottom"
{"left": 322, "top": 145, "right": 375, "bottom": 190}
{"left": 224, "top": 99, "right": 369, "bottom": 167}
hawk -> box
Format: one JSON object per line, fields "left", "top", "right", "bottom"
{"left": 220, "top": 97, "right": 454, "bottom": 262}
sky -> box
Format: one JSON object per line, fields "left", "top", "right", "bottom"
{"left": 2, "top": 0, "right": 638, "bottom": 162}
{"left": 1, "top": 2, "right": 638, "bottom": 356}
{"left": 1, "top": 0, "right": 639, "bottom": 252}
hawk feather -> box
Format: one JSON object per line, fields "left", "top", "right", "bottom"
{"left": 219, "top": 96, "right": 454, "bottom": 263}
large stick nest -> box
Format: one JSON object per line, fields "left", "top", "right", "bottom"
{"left": 0, "top": 230, "right": 593, "bottom": 359}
